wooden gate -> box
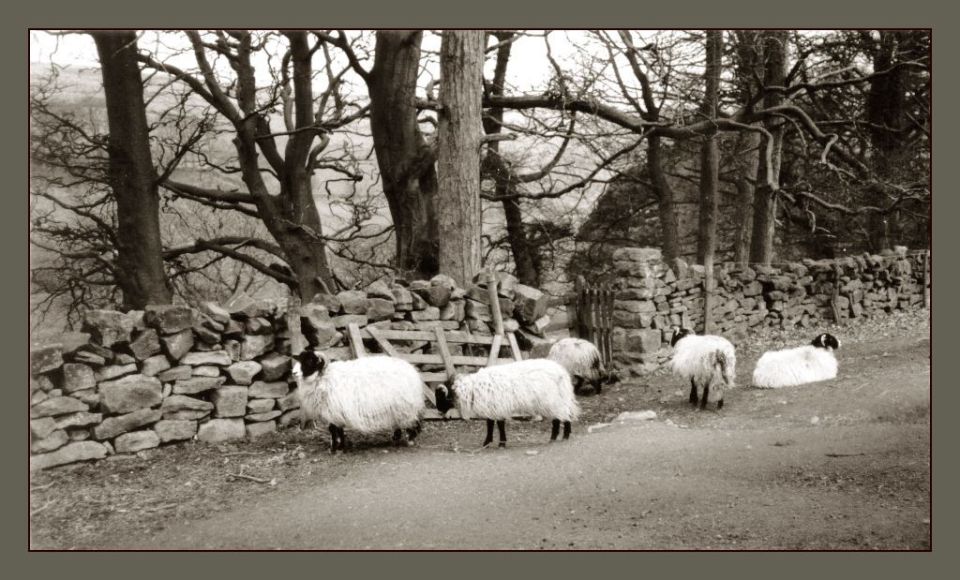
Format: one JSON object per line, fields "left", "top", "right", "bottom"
{"left": 331, "top": 272, "right": 525, "bottom": 418}
{"left": 568, "top": 275, "right": 615, "bottom": 367}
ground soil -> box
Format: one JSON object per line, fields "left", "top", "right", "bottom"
{"left": 29, "top": 311, "right": 931, "bottom": 550}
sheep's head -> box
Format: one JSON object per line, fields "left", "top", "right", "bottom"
{"left": 296, "top": 349, "right": 327, "bottom": 379}
{"left": 671, "top": 327, "right": 694, "bottom": 347}
{"left": 811, "top": 333, "right": 841, "bottom": 351}
{"left": 434, "top": 374, "right": 461, "bottom": 416}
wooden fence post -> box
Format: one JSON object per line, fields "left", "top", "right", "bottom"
{"left": 286, "top": 293, "right": 305, "bottom": 355}
{"left": 923, "top": 251, "right": 930, "bottom": 309}
{"left": 486, "top": 271, "right": 505, "bottom": 336}
{"left": 831, "top": 263, "right": 844, "bottom": 325}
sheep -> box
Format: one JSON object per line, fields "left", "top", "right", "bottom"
{"left": 547, "top": 337, "right": 613, "bottom": 394}
{"left": 292, "top": 351, "right": 426, "bottom": 453}
{"left": 434, "top": 358, "right": 580, "bottom": 448}
{"left": 669, "top": 328, "right": 737, "bottom": 410}
{"left": 751, "top": 333, "right": 841, "bottom": 389}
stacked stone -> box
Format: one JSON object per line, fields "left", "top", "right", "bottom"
{"left": 610, "top": 248, "right": 694, "bottom": 372}
{"left": 31, "top": 273, "right": 554, "bottom": 470}
{"left": 301, "top": 273, "right": 551, "bottom": 360}
{"left": 29, "top": 299, "right": 299, "bottom": 470}
{"left": 609, "top": 246, "right": 928, "bottom": 374}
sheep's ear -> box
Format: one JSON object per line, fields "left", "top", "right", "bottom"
{"left": 316, "top": 353, "right": 327, "bottom": 373}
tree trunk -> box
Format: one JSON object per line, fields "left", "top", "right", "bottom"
{"left": 482, "top": 31, "right": 541, "bottom": 287}
{"left": 865, "top": 30, "right": 911, "bottom": 252}
{"left": 732, "top": 131, "right": 761, "bottom": 264}
{"left": 437, "top": 30, "right": 484, "bottom": 287}
{"left": 696, "top": 30, "right": 722, "bottom": 267}
{"left": 91, "top": 30, "right": 173, "bottom": 309}
{"left": 732, "top": 31, "right": 764, "bottom": 265}
{"left": 237, "top": 31, "right": 334, "bottom": 302}
{"left": 749, "top": 30, "right": 788, "bottom": 265}
{"left": 368, "top": 31, "right": 439, "bottom": 279}
{"left": 649, "top": 135, "right": 680, "bottom": 264}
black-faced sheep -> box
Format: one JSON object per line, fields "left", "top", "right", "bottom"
{"left": 669, "top": 328, "right": 737, "bottom": 410}
{"left": 547, "top": 337, "right": 613, "bottom": 394}
{"left": 293, "top": 351, "right": 426, "bottom": 453}
{"left": 434, "top": 358, "right": 580, "bottom": 448}
{"left": 752, "top": 333, "right": 841, "bottom": 389}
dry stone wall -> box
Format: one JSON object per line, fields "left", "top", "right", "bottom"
{"left": 611, "top": 247, "right": 929, "bottom": 373}
{"left": 30, "top": 273, "right": 552, "bottom": 470}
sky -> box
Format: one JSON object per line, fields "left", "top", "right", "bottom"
{"left": 29, "top": 30, "right": 588, "bottom": 94}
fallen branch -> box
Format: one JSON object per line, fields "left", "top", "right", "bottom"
{"left": 31, "top": 500, "right": 56, "bottom": 516}
{"left": 30, "top": 482, "right": 55, "bottom": 492}
{"left": 825, "top": 452, "right": 866, "bottom": 458}
{"left": 226, "top": 466, "right": 271, "bottom": 484}
{"left": 142, "top": 503, "right": 179, "bottom": 513}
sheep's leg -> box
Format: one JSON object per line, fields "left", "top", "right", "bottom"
{"left": 563, "top": 421, "right": 572, "bottom": 440}
{"left": 393, "top": 429, "right": 403, "bottom": 447}
{"left": 717, "top": 397, "right": 724, "bottom": 410}
{"left": 550, "top": 419, "right": 561, "bottom": 441}
{"left": 483, "top": 419, "right": 495, "bottom": 447}
{"left": 689, "top": 379, "right": 699, "bottom": 404}
{"left": 338, "top": 427, "right": 349, "bottom": 452}
{"left": 405, "top": 421, "right": 422, "bottom": 445}
{"left": 328, "top": 424, "right": 340, "bottom": 454}
{"left": 573, "top": 376, "right": 584, "bottom": 394}
{"left": 593, "top": 379, "right": 603, "bottom": 395}
{"left": 700, "top": 383, "right": 710, "bottom": 410}
{"left": 497, "top": 420, "right": 507, "bottom": 448}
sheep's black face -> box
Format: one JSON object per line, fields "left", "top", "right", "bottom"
{"left": 435, "top": 377, "right": 458, "bottom": 415}
{"left": 671, "top": 328, "right": 693, "bottom": 347}
{"left": 811, "top": 333, "right": 841, "bottom": 350}
{"left": 298, "top": 350, "right": 324, "bottom": 377}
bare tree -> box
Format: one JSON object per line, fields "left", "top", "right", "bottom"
{"left": 91, "top": 30, "right": 173, "bottom": 308}
{"left": 696, "top": 30, "right": 722, "bottom": 267}
{"left": 140, "top": 31, "right": 373, "bottom": 300}
{"left": 319, "top": 30, "right": 441, "bottom": 280}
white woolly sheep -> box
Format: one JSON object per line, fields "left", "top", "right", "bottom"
{"left": 547, "top": 337, "right": 612, "bottom": 394}
{"left": 434, "top": 358, "right": 580, "bottom": 448}
{"left": 669, "top": 328, "right": 737, "bottom": 410}
{"left": 752, "top": 333, "right": 841, "bottom": 389}
{"left": 293, "top": 351, "right": 426, "bottom": 453}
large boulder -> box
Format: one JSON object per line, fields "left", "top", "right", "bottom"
{"left": 211, "top": 386, "right": 249, "bottom": 418}
{"left": 197, "top": 419, "right": 246, "bottom": 443}
{"left": 31, "top": 441, "right": 108, "bottom": 471}
{"left": 82, "top": 310, "right": 134, "bottom": 348}
{"left": 98, "top": 375, "right": 162, "bottom": 415}
{"left": 30, "top": 344, "right": 63, "bottom": 376}
{"left": 62, "top": 363, "right": 96, "bottom": 393}
{"left": 144, "top": 305, "right": 196, "bottom": 334}
{"left": 93, "top": 408, "right": 162, "bottom": 440}
{"left": 513, "top": 284, "right": 550, "bottom": 324}
{"left": 31, "top": 396, "right": 88, "bottom": 419}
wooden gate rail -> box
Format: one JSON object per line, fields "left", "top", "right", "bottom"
{"left": 568, "top": 275, "right": 615, "bottom": 368}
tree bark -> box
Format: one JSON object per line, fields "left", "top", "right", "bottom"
{"left": 732, "top": 31, "right": 764, "bottom": 265}
{"left": 368, "top": 31, "right": 439, "bottom": 279}
{"left": 482, "top": 31, "right": 541, "bottom": 287}
{"left": 649, "top": 135, "right": 680, "bottom": 264}
{"left": 233, "top": 31, "right": 334, "bottom": 301}
{"left": 91, "top": 30, "right": 173, "bottom": 309}
{"left": 696, "top": 30, "right": 722, "bottom": 268}
{"left": 437, "top": 30, "right": 484, "bottom": 287}
{"left": 865, "top": 30, "right": 912, "bottom": 252}
{"left": 749, "top": 31, "right": 788, "bottom": 265}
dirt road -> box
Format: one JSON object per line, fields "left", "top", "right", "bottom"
{"left": 125, "top": 332, "right": 930, "bottom": 550}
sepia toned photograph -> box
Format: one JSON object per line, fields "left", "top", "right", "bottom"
{"left": 29, "top": 29, "right": 930, "bottom": 550}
